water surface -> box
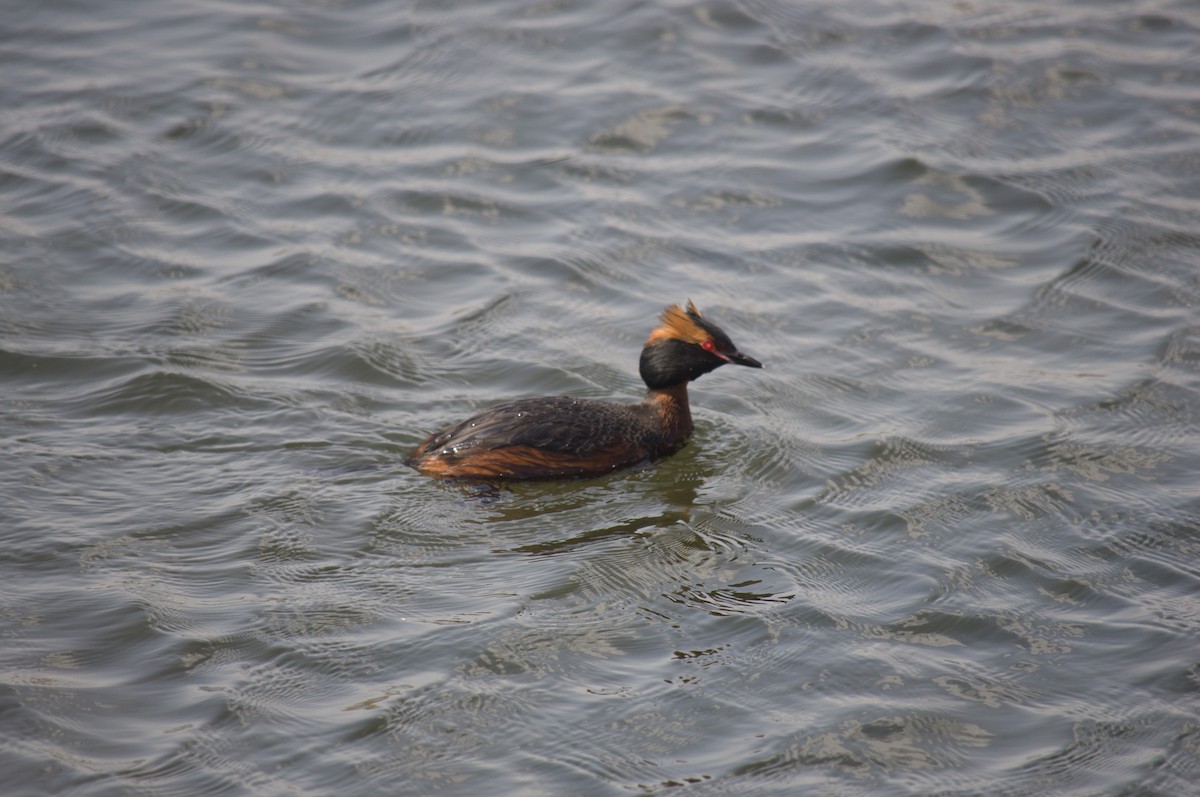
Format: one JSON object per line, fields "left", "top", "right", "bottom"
{"left": 3, "top": 1, "right": 1200, "bottom": 795}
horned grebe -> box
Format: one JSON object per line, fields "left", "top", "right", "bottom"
{"left": 407, "top": 300, "right": 762, "bottom": 480}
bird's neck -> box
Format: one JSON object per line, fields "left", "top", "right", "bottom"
{"left": 645, "top": 382, "right": 693, "bottom": 443}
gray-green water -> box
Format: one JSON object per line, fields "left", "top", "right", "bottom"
{"left": 4, "top": 1, "right": 1200, "bottom": 795}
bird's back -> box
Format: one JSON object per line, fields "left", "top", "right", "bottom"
{"left": 406, "top": 395, "right": 676, "bottom": 480}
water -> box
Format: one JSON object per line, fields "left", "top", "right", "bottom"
{"left": 3, "top": 0, "right": 1200, "bottom": 794}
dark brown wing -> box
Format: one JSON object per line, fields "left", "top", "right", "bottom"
{"left": 407, "top": 396, "right": 654, "bottom": 479}
{"left": 413, "top": 397, "right": 639, "bottom": 456}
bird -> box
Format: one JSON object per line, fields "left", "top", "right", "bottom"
{"left": 406, "top": 300, "right": 762, "bottom": 480}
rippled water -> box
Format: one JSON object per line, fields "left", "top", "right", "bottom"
{"left": 4, "top": 1, "right": 1200, "bottom": 795}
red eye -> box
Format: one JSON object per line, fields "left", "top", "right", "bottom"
{"left": 701, "top": 339, "right": 716, "bottom": 352}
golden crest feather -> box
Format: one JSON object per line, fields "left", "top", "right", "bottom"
{"left": 646, "top": 299, "right": 709, "bottom": 345}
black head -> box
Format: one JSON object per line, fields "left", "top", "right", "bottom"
{"left": 639, "top": 300, "right": 763, "bottom": 390}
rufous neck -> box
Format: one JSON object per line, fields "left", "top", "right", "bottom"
{"left": 646, "top": 382, "right": 693, "bottom": 441}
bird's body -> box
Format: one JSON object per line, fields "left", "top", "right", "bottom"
{"left": 406, "top": 301, "right": 761, "bottom": 481}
